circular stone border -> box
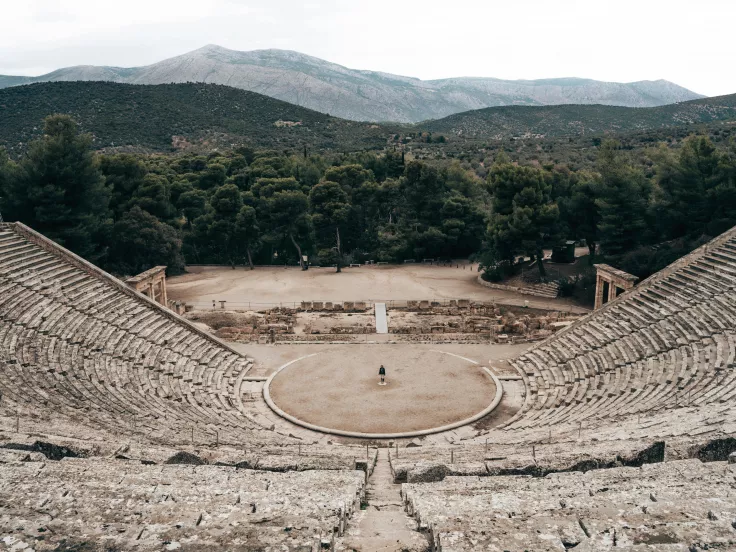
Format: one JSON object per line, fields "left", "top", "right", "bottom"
{"left": 262, "top": 353, "right": 504, "bottom": 439}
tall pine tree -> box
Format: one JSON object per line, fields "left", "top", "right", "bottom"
{"left": 595, "top": 141, "right": 649, "bottom": 256}
{"left": 9, "top": 115, "right": 112, "bottom": 262}
{"left": 486, "top": 162, "right": 559, "bottom": 279}
{"left": 0, "top": 148, "right": 17, "bottom": 222}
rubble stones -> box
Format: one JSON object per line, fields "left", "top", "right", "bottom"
{"left": 407, "top": 461, "right": 448, "bottom": 483}
{"left": 165, "top": 451, "right": 206, "bottom": 465}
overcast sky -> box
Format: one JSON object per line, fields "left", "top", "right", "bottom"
{"left": 0, "top": 0, "right": 733, "bottom": 96}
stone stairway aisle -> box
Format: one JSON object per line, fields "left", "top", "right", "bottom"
{"left": 375, "top": 302, "right": 388, "bottom": 334}
{"left": 337, "top": 449, "right": 430, "bottom": 552}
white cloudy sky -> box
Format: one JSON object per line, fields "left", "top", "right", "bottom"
{"left": 0, "top": 0, "right": 733, "bottom": 96}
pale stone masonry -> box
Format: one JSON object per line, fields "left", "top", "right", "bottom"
{"left": 0, "top": 458, "right": 366, "bottom": 551}
{"left": 402, "top": 459, "right": 736, "bottom": 551}
{"left": 593, "top": 263, "right": 638, "bottom": 309}
{"left": 125, "top": 265, "right": 168, "bottom": 306}
{"left": 504, "top": 229, "right": 736, "bottom": 431}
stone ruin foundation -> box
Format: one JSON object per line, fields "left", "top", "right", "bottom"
{"left": 183, "top": 301, "right": 582, "bottom": 344}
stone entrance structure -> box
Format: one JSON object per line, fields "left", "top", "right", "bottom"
{"left": 593, "top": 263, "right": 638, "bottom": 310}
{"left": 126, "top": 266, "right": 168, "bottom": 307}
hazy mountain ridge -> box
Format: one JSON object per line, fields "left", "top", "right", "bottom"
{"left": 0, "top": 45, "right": 703, "bottom": 122}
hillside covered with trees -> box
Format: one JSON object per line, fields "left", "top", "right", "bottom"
{"left": 2, "top": 82, "right": 736, "bottom": 161}
{"left": 0, "top": 82, "right": 398, "bottom": 155}
{"left": 423, "top": 93, "right": 736, "bottom": 140}
{"left": 2, "top": 113, "right": 736, "bottom": 308}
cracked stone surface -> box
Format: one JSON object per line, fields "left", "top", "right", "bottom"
{"left": 402, "top": 458, "right": 736, "bottom": 551}
{"left": 337, "top": 449, "right": 430, "bottom": 552}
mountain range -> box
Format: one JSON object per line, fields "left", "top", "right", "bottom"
{"left": 1, "top": 82, "right": 734, "bottom": 155}
{"left": 0, "top": 45, "right": 704, "bottom": 123}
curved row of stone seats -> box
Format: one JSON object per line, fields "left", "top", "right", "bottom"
{"left": 387, "top": 440, "right": 669, "bottom": 483}
{"left": 113, "top": 442, "right": 379, "bottom": 474}
{"left": 0, "top": 223, "right": 276, "bottom": 446}
{"left": 402, "top": 458, "right": 736, "bottom": 551}
{"left": 501, "top": 228, "right": 736, "bottom": 431}
{"left": 215, "top": 444, "right": 380, "bottom": 474}
{"left": 0, "top": 320, "right": 266, "bottom": 445}
{"left": 0, "top": 457, "right": 365, "bottom": 551}
{"left": 512, "top": 332, "right": 736, "bottom": 430}
{"left": 0, "top": 431, "right": 380, "bottom": 478}
{"left": 474, "top": 400, "right": 736, "bottom": 464}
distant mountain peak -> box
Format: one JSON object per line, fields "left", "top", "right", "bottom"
{"left": 0, "top": 45, "right": 705, "bottom": 123}
{"left": 198, "top": 43, "right": 227, "bottom": 51}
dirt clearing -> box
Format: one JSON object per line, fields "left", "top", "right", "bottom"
{"left": 167, "top": 264, "right": 587, "bottom": 312}
{"left": 267, "top": 347, "right": 497, "bottom": 434}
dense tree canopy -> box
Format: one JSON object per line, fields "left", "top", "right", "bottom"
{"left": 2, "top": 114, "right": 736, "bottom": 304}
{"left": 6, "top": 115, "right": 112, "bottom": 262}
{"left": 0, "top": 149, "right": 16, "bottom": 220}
{"left": 652, "top": 135, "right": 736, "bottom": 240}
{"left": 108, "top": 206, "right": 185, "bottom": 275}
{"left": 309, "top": 181, "right": 350, "bottom": 272}
{"left": 594, "top": 141, "right": 650, "bottom": 256}
{"left": 485, "top": 162, "right": 559, "bottom": 277}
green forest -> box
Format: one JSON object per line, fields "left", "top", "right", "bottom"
{"left": 0, "top": 82, "right": 399, "bottom": 154}
{"left": 1, "top": 114, "right": 736, "bottom": 305}
{"left": 2, "top": 82, "right": 736, "bottom": 160}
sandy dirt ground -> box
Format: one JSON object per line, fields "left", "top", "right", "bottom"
{"left": 229, "top": 342, "right": 529, "bottom": 378}
{"left": 167, "top": 264, "right": 588, "bottom": 312}
{"left": 267, "top": 346, "right": 498, "bottom": 434}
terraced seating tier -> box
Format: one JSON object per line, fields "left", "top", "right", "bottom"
{"left": 502, "top": 226, "right": 736, "bottom": 431}
{"left": 0, "top": 457, "right": 366, "bottom": 551}
{"left": 402, "top": 459, "right": 736, "bottom": 551}
{"left": 0, "top": 223, "right": 265, "bottom": 446}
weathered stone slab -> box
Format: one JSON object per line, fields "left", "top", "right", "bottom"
{"left": 407, "top": 461, "right": 448, "bottom": 483}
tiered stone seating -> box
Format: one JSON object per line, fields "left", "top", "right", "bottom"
{"left": 113, "top": 441, "right": 379, "bottom": 474}
{"left": 0, "top": 223, "right": 275, "bottom": 446}
{"left": 2, "top": 220, "right": 736, "bottom": 550}
{"left": 388, "top": 439, "right": 670, "bottom": 483}
{"left": 0, "top": 457, "right": 365, "bottom": 551}
{"left": 402, "top": 459, "right": 736, "bottom": 551}
{"left": 502, "top": 228, "right": 736, "bottom": 431}
{"left": 0, "top": 431, "right": 379, "bottom": 476}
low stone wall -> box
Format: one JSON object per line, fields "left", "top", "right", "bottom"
{"left": 476, "top": 274, "right": 559, "bottom": 298}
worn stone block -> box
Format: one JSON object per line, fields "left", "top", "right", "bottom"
{"left": 407, "top": 462, "right": 448, "bottom": 483}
